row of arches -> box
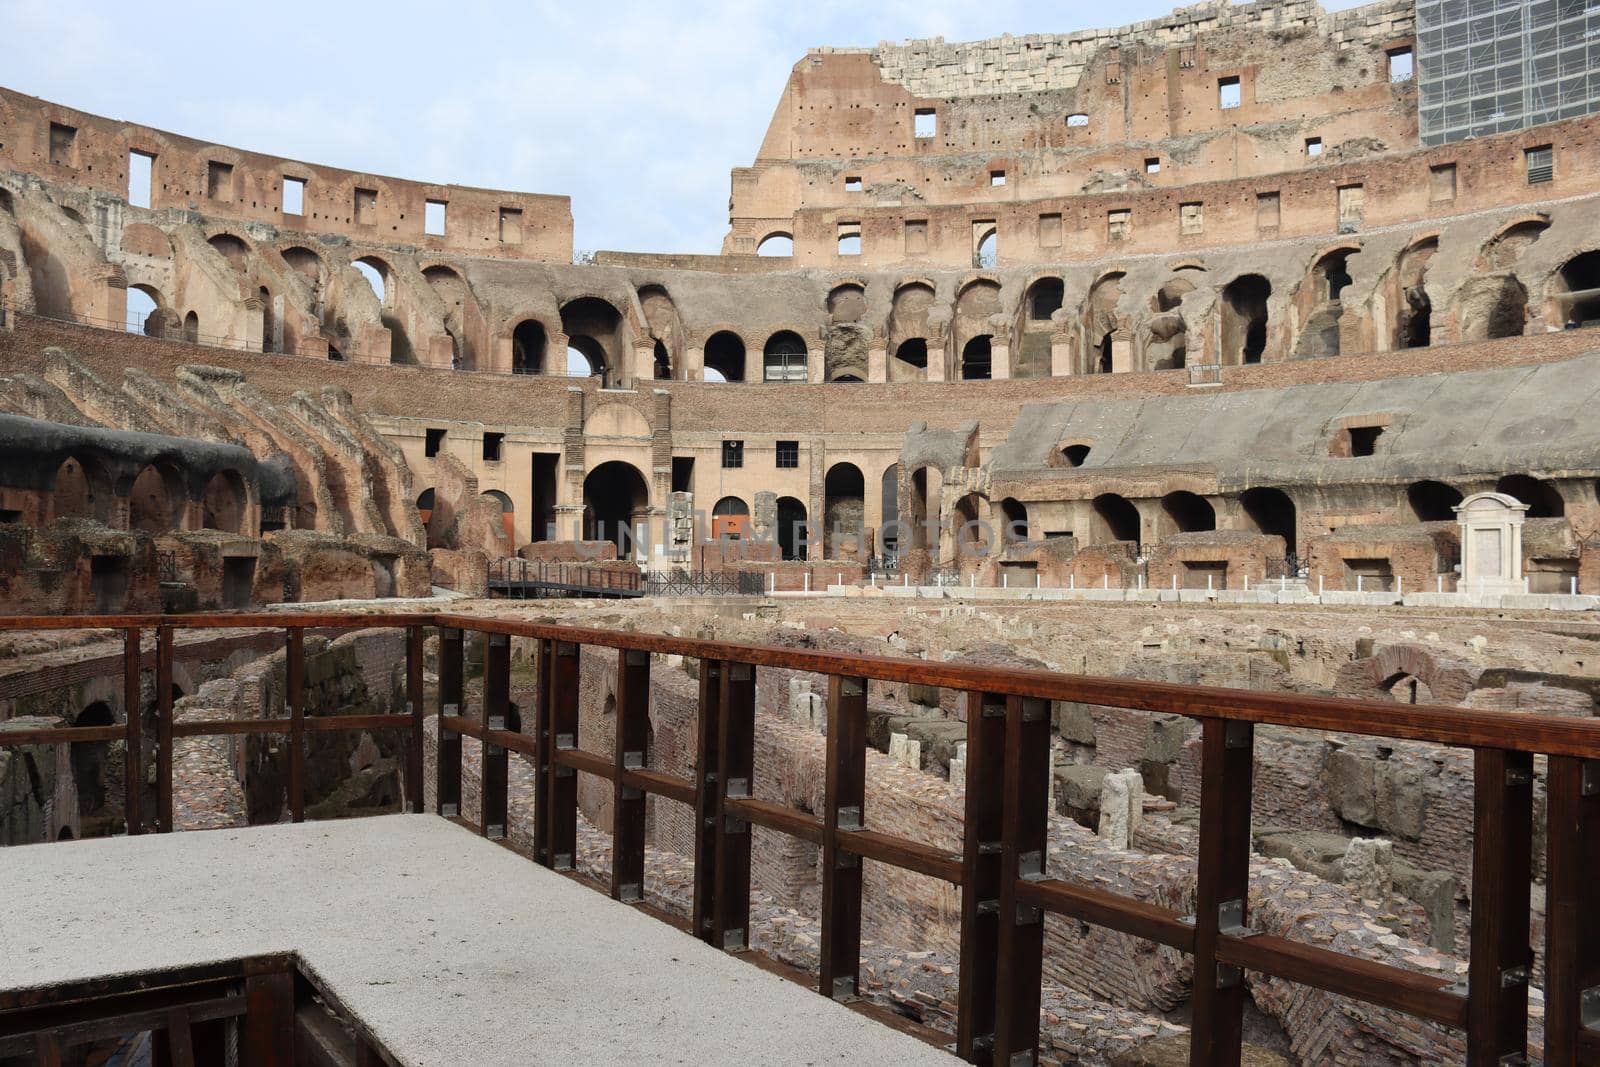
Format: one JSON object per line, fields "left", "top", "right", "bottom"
{"left": 52, "top": 455, "right": 248, "bottom": 534}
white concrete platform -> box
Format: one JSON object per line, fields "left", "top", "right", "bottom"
{"left": 0, "top": 816, "right": 958, "bottom": 1066}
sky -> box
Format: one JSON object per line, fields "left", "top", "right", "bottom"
{"left": 2, "top": 0, "right": 1366, "bottom": 256}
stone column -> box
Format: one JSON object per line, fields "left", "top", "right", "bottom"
{"left": 990, "top": 339, "right": 1012, "bottom": 379}
{"left": 684, "top": 344, "right": 705, "bottom": 382}
{"left": 807, "top": 347, "right": 825, "bottom": 384}
{"left": 1050, "top": 333, "right": 1074, "bottom": 377}
{"left": 867, "top": 343, "right": 887, "bottom": 383}
{"left": 633, "top": 345, "right": 656, "bottom": 386}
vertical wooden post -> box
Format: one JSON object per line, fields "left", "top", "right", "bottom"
{"left": 405, "top": 624, "right": 425, "bottom": 814}
{"left": 436, "top": 627, "right": 464, "bottom": 818}
{"left": 546, "top": 639, "right": 580, "bottom": 870}
{"left": 122, "top": 627, "right": 143, "bottom": 836}
{"left": 820, "top": 673, "right": 867, "bottom": 999}
{"left": 533, "top": 638, "right": 553, "bottom": 865}
{"left": 1544, "top": 756, "right": 1600, "bottom": 1066}
{"left": 691, "top": 658, "right": 724, "bottom": 943}
{"left": 958, "top": 691, "right": 1006, "bottom": 1062}
{"left": 1468, "top": 747, "right": 1534, "bottom": 1066}
{"left": 240, "top": 971, "right": 294, "bottom": 1067}
{"left": 1190, "top": 717, "right": 1254, "bottom": 1067}
{"left": 994, "top": 694, "right": 1051, "bottom": 1065}
{"left": 481, "top": 632, "right": 510, "bottom": 840}
{"left": 155, "top": 624, "right": 174, "bottom": 834}
{"left": 713, "top": 660, "right": 755, "bottom": 951}
{"left": 611, "top": 648, "right": 651, "bottom": 902}
{"left": 163, "top": 1009, "right": 195, "bottom": 1067}
{"left": 285, "top": 628, "right": 305, "bottom": 823}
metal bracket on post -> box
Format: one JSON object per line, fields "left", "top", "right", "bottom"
{"left": 1500, "top": 965, "right": 1530, "bottom": 988}
{"left": 1218, "top": 898, "right": 1257, "bottom": 938}
{"left": 836, "top": 805, "right": 862, "bottom": 831}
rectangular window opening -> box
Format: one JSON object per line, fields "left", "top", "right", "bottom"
{"left": 424, "top": 428, "right": 446, "bottom": 458}
{"left": 1429, "top": 163, "right": 1457, "bottom": 202}
{"left": 904, "top": 219, "right": 928, "bottom": 254}
{"left": 1305, "top": 137, "right": 1324, "bottom": 157}
{"left": 990, "top": 170, "right": 1006, "bottom": 186}
{"left": 127, "top": 151, "right": 154, "bottom": 208}
{"left": 1107, "top": 208, "right": 1131, "bottom": 242}
{"left": 1388, "top": 47, "right": 1414, "bottom": 83}
{"left": 354, "top": 187, "right": 378, "bottom": 225}
{"left": 1038, "top": 213, "right": 1062, "bottom": 248}
{"left": 206, "top": 160, "right": 235, "bottom": 202}
{"left": 1179, "top": 201, "right": 1204, "bottom": 235}
{"left": 1145, "top": 157, "right": 1161, "bottom": 174}
{"left": 1526, "top": 145, "right": 1553, "bottom": 184}
{"left": 844, "top": 176, "right": 862, "bottom": 192}
{"left": 721, "top": 441, "right": 744, "bottom": 469}
{"left": 1349, "top": 425, "right": 1384, "bottom": 456}
{"left": 282, "top": 176, "right": 306, "bottom": 216}
{"left": 914, "top": 109, "right": 937, "bottom": 138}
{"left": 48, "top": 122, "right": 76, "bottom": 167}
{"left": 425, "top": 200, "right": 447, "bottom": 236}
{"left": 1218, "top": 76, "right": 1242, "bottom": 110}
{"left": 482, "top": 432, "right": 504, "bottom": 462}
{"left": 671, "top": 456, "right": 694, "bottom": 494}
{"left": 499, "top": 208, "right": 523, "bottom": 243}
{"left": 776, "top": 440, "right": 799, "bottom": 469}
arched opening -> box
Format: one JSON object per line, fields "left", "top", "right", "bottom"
{"left": 1556, "top": 251, "right": 1600, "bottom": 327}
{"left": 183, "top": 311, "right": 199, "bottom": 344}
{"left": 1084, "top": 273, "right": 1125, "bottom": 375}
{"left": 126, "top": 285, "right": 161, "bottom": 335}
{"left": 1382, "top": 672, "right": 1434, "bottom": 705}
{"left": 703, "top": 331, "right": 746, "bottom": 383}
{"left": 1481, "top": 219, "right": 1549, "bottom": 271}
{"left": 1061, "top": 444, "right": 1090, "bottom": 468}
{"left": 1496, "top": 474, "right": 1564, "bottom": 518}
{"left": 824, "top": 463, "right": 865, "bottom": 559}
{"left": 512, "top": 320, "right": 546, "bottom": 375}
{"left": 567, "top": 338, "right": 605, "bottom": 378}
{"left": 654, "top": 340, "right": 672, "bottom": 380}
{"left": 1461, "top": 274, "right": 1528, "bottom": 340}
{"left": 880, "top": 466, "right": 900, "bottom": 557}
{"left": 1096, "top": 333, "right": 1114, "bottom": 374}
{"left": 259, "top": 286, "right": 274, "bottom": 352}
{"left": 961, "top": 335, "right": 992, "bottom": 380}
{"left": 201, "top": 469, "right": 246, "bottom": 533}
{"left": 974, "top": 228, "right": 997, "bottom": 270}
{"left": 1000, "top": 498, "right": 1029, "bottom": 544}
{"left": 1313, "top": 249, "right": 1354, "bottom": 303}
{"left": 53, "top": 455, "right": 113, "bottom": 524}
{"left": 711, "top": 496, "right": 751, "bottom": 541}
{"left": 892, "top": 338, "right": 929, "bottom": 381}
{"left": 129, "top": 463, "right": 181, "bottom": 533}
{"left": 1093, "top": 493, "right": 1140, "bottom": 548}
{"left": 57, "top": 827, "right": 75, "bottom": 841}
{"left": 1154, "top": 278, "right": 1196, "bottom": 314}
{"left": 71, "top": 701, "right": 116, "bottom": 822}
{"left": 1028, "top": 278, "right": 1064, "bottom": 321}
{"left": 481, "top": 489, "right": 515, "bottom": 542}
{"left": 560, "top": 297, "right": 623, "bottom": 386}
{"left": 1241, "top": 487, "right": 1297, "bottom": 554}
{"left": 763, "top": 331, "right": 808, "bottom": 383}
{"left": 1161, "top": 491, "right": 1216, "bottom": 533}
{"left": 1221, "top": 274, "right": 1271, "bottom": 364}
{"left": 207, "top": 233, "right": 250, "bottom": 272}
{"left": 1395, "top": 239, "right": 1437, "bottom": 348}
{"left": 776, "top": 496, "right": 808, "bottom": 561}
{"left": 281, "top": 246, "right": 323, "bottom": 280}
{"left": 352, "top": 258, "right": 386, "bottom": 303}
{"left": 1408, "top": 480, "right": 1462, "bottom": 522}
{"left": 827, "top": 284, "right": 866, "bottom": 323}
{"left": 952, "top": 493, "right": 990, "bottom": 562}
{"left": 415, "top": 488, "right": 435, "bottom": 525}
{"left": 582, "top": 461, "right": 650, "bottom": 558}
{"left": 756, "top": 233, "right": 793, "bottom": 257}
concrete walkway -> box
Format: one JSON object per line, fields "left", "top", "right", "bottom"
{"left": 0, "top": 816, "right": 958, "bottom": 1066}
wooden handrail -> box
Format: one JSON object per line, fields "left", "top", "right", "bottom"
{"left": 1, "top": 611, "right": 1597, "bottom": 1065}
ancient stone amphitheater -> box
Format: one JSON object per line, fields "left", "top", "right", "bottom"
{"left": 4, "top": 2, "right": 1600, "bottom": 1065}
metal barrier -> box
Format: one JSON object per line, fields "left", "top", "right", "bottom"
{"left": 2, "top": 610, "right": 1598, "bottom": 1065}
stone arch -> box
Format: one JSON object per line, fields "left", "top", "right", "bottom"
{"left": 702, "top": 330, "right": 746, "bottom": 383}
{"left": 1025, "top": 277, "right": 1065, "bottom": 321}
{"left": 827, "top": 283, "right": 867, "bottom": 323}
{"left": 280, "top": 245, "right": 325, "bottom": 281}
{"left": 1240, "top": 487, "right": 1297, "bottom": 555}
{"left": 1552, "top": 250, "right": 1600, "bottom": 328}
{"left": 1335, "top": 643, "right": 1479, "bottom": 704}
{"left": 952, "top": 492, "right": 991, "bottom": 564}
{"left": 1220, "top": 274, "right": 1272, "bottom": 364}
{"left": 1000, "top": 497, "right": 1029, "bottom": 544}
{"left": 960, "top": 335, "right": 993, "bottom": 380}
{"left": 1496, "top": 474, "right": 1563, "bottom": 518}
{"left": 954, "top": 277, "right": 1002, "bottom": 380}
{"left": 1161, "top": 491, "right": 1216, "bottom": 535}
{"left": 891, "top": 338, "right": 928, "bottom": 382}
{"left": 128, "top": 462, "right": 183, "bottom": 533}
{"left": 637, "top": 284, "right": 683, "bottom": 379}
{"left": 1092, "top": 493, "right": 1140, "bottom": 548}
{"left": 1393, "top": 237, "right": 1439, "bottom": 349}
{"left": 511, "top": 318, "right": 547, "bottom": 375}
{"left": 201, "top": 469, "right": 247, "bottom": 533}
{"left": 762, "top": 330, "right": 809, "bottom": 383}
{"left": 1083, "top": 271, "right": 1125, "bottom": 374}
{"left": 1408, "top": 480, "right": 1462, "bottom": 522}
{"left": 1479, "top": 216, "right": 1550, "bottom": 272}
{"left": 481, "top": 489, "right": 515, "bottom": 541}
{"left": 182, "top": 311, "right": 199, "bottom": 343}
{"left": 53, "top": 454, "right": 114, "bottom": 524}
{"left": 560, "top": 296, "right": 624, "bottom": 386}
{"left": 207, "top": 232, "right": 250, "bottom": 273}
{"left": 711, "top": 495, "right": 751, "bottom": 541}
{"left": 583, "top": 461, "right": 650, "bottom": 558}
{"left": 824, "top": 462, "right": 865, "bottom": 559}
{"left": 756, "top": 232, "right": 793, "bottom": 257}
{"left": 776, "top": 496, "right": 808, "bottom": 561}
{"left": 126, "top": 283, "right": 167, "bottom": 337}
{"left": 908, "top": 465, "right": 943, "bottom": 556}
{"left": 1457, "top": 273, "right": 1528, "bottom": 341}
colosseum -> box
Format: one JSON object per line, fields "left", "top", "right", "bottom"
{"left": 2, "top": 1, "right": 1599, "bottom": 1065}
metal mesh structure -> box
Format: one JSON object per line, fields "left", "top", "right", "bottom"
{"left": 1416, "top": 0, "right": 1600, "bottom": 145}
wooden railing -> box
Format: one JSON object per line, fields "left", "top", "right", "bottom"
{"left": 2, "top": 611, "right": 1598, "bottom": 1067}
